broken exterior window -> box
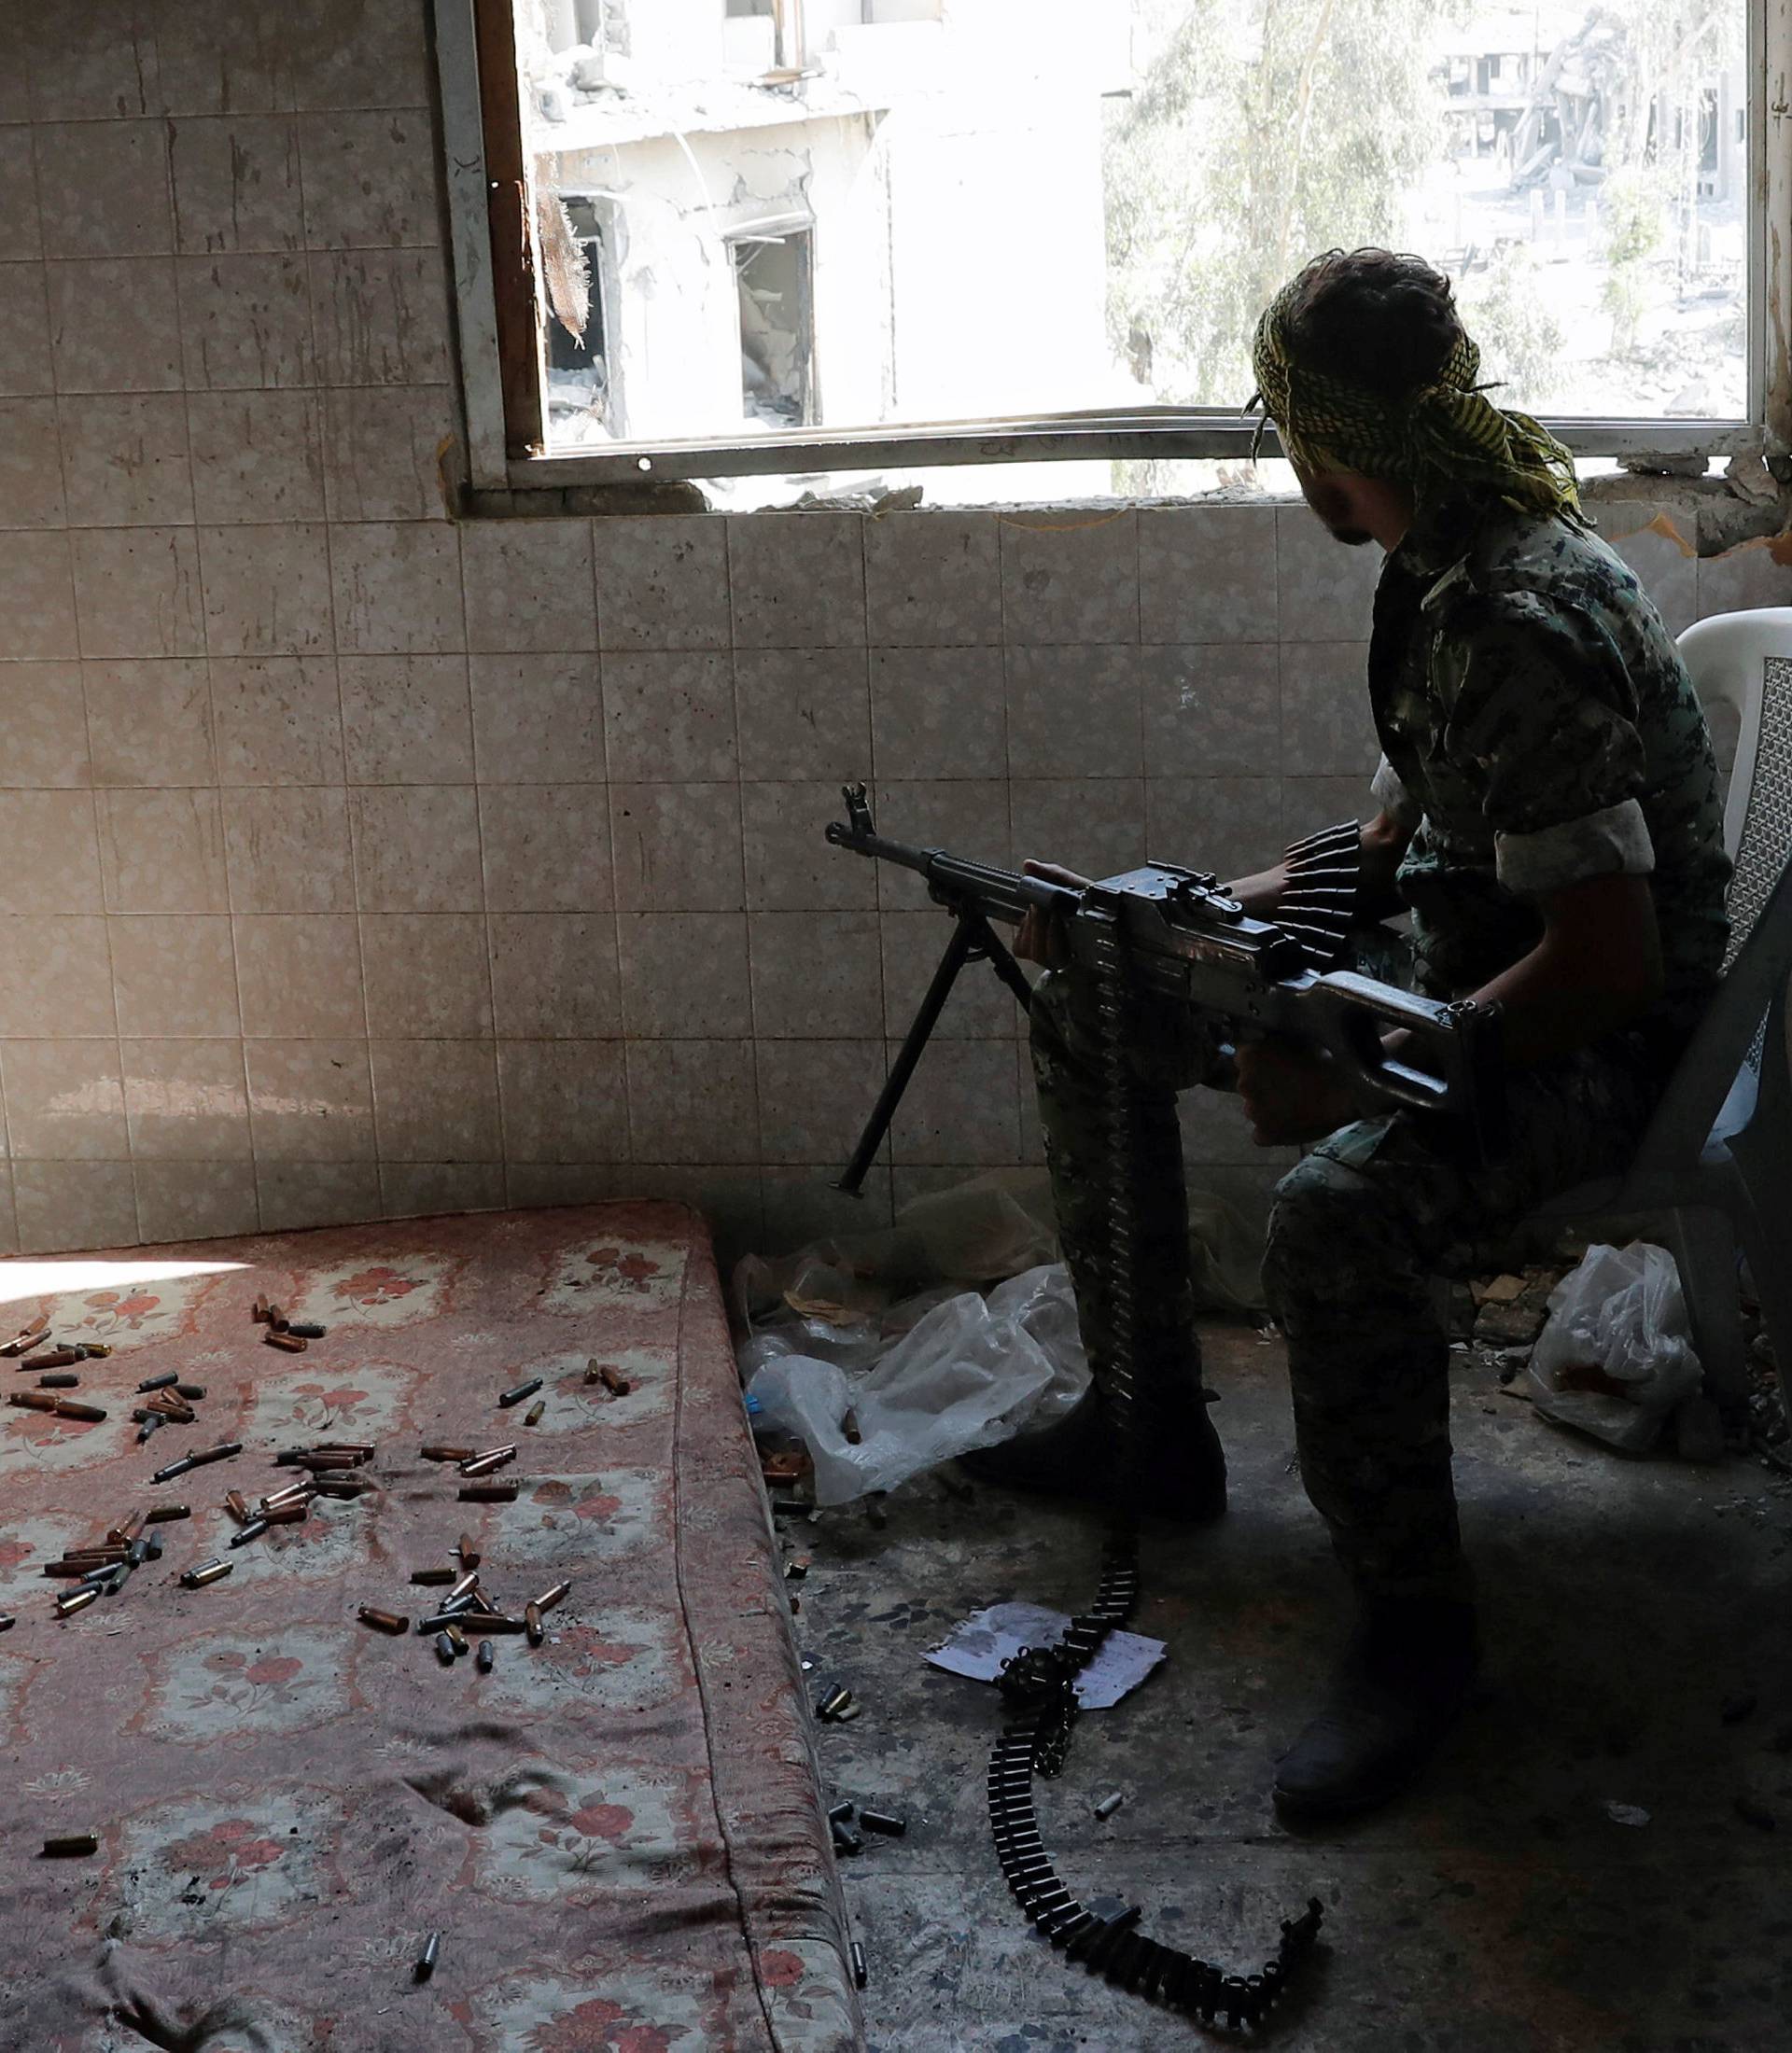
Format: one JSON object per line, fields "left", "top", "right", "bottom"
{"left": 734, "top": 229, "right": 816, "bottom": 429}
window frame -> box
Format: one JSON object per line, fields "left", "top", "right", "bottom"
{"left": 435, "top": 0, "right": 1791, "bottom": 497}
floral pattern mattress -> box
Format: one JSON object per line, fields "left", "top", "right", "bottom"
{"left": 0, "top": 1203, "right": 859, "bottom": 2053}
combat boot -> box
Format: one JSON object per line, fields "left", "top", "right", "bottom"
{"left": 1271, "top": 1596, "right": 1479, "bottom": 1821}
{"left": 960, "top": 1367, "right": 1226, "bottom": 1523}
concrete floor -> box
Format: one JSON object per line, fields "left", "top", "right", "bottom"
{"left": 782, "top": 1321, "right": 1792, "bottom": 2052}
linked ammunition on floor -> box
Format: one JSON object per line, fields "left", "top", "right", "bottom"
{"left": 146, "top": 1503, "right": 189, "bottom": 1522}
{"left": 189, "top": 1442, "right": 243, "bottom": 1469}
{"left": 457, "top": 1532, "right": 480, "bottom": 1569}
{"left": 180, "top": 1558, "right": 232, "bottom": 1589}
{"left": 37, "top": 1373, "right": 77, "bottom": 1389}
{"left": 524, "top": 1601, "right": 543, "bottom": 1647}
{"left": 860, "top": 1810, "right": 906, "bottom": 1837}
{"left": 597, "top": 1364, "right": 630, "bottom": 1395}
{"left": 136, "top": 1372, "right": 177, "bottom": 1392}
{"left": 9, "top": 1390, "right": 56, "bottom": 1412}
{"left": 41, "top": 1832, "right": 98, "bottom": 1858}
{"left": 358, "top": 1606, "right": 409, "bottom": 1634}
{"left": 524, "top": 1400, "right": 545, "bottom": 1427}
{"left": 421, "top": 1445, "right": 476, "bottom": 1462}
{"left": 434, "top": 1631, "right": 456, "bottom": 1664}
{"left": 497, "top": 1377, "right": 542, "bottom": 1409}
{"left": 851, "top": 1940, "right": 867, "bottom": 1990}
{"left": 459, "top": 1481, "right": 518, "bottom": 1502}
{"left": 476, "top": 1639, "right": 494, "bottom": 1673}
{"left": 415, "top": 1930, "right": 441, "bottom": 1979}
{"left": 56, "top": 1587, "right": 100, "bottom": 1616}
{"left": 458, "top": 1445, "right": 516, "bottom": 1477}
{"left": 533, "top": 1580, "right": 570, "bottom": 1613}
{"left": 265, "top": 1331, "right": 307, "bottom": 1352}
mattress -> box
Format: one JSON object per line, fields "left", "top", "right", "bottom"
{"left": 0, "top": 1202, "right": 859, "bottom": 2052}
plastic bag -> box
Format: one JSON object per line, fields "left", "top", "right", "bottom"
{"left": 746, "top": 1264, "right": 1088, "bottom": 1505}
{"left": 1527, "top": 1241, "right": 1704, "bottom": 1453}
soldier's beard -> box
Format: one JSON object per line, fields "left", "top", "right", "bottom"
{"left": 1300, "top": 474, "right": 1374, "bottom": 549}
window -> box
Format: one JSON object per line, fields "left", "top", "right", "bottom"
{"left": 437, "top": 0, "right": 1788, "bottom": 498}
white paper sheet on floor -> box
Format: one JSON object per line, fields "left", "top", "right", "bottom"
{"left": 924, "top": 1600, "right": 1168, "bottom": 1710}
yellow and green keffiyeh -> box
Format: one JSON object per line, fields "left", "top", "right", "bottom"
{"left": 1249, "top": 273, "right": 1584, "bottom": 525}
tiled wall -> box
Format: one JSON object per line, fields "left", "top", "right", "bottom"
{"left": 1, "top": 5, "right": 1789, "bottom": 1264}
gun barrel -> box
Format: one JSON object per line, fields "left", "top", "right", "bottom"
{"left": 825, "top": 820, "right": 1074, "bottom": 923}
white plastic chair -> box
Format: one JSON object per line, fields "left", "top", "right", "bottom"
{"left": 1529, "top": 607, "right": 1792, "bottom": 1422}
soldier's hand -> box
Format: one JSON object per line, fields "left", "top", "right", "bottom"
{"left": 1015, "top": 861, "right": 1090, "bottom": 969}
{"left": 1236, "top": 1037, "right": 1355, "bottom": 1146}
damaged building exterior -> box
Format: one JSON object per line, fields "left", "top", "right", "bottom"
{"left": 521, "top": 0, "right": 1132, "bottom": 491}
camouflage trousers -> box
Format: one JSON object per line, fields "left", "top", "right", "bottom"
{"left": 1031, "top": 941, "right": 1667, "bottom": 1605}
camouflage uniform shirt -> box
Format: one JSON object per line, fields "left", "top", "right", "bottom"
{"left": 1365, "top": 502, "right": 1731, "bottom": 1040}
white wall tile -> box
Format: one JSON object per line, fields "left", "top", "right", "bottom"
{"left": 0, "top": 262, "right": 54, "bottom": 396}
{"left": 481, "top": 788, "right": 612, "bottom": 914}
{"left": 1008, "top": 778, "right": 1147, "bottom": 882}
{"left": 351, "top": 786, "right": 483, "bottom": 913}
{"left": 98, "top": 789, "right": 228, "bottom": 912}
{"left": 109, "top": 915, "right": 239, "bottom": 1037}
{"left": 290, "top": 2, "right": 433, "bottom": 111}
{"left": 234, "top": 914, "right": 365, "bottom": 1038}
{"left": 869, "top": 646, "right": 1004, "bottom": 780}
{"left": 359, "top": 915, "right": 491, "bottom": 1038}
{"left": 741, "top": 778, "right": 875, "bottom": 914}
{"left": 157, "top": 0, "right": 297, "bottom": 117}
{"left": 257, "top": 1159, "right": 381, "bottom": 1232}
{"left": 611, "top": 783, "right": 741, "bottom": 914}
{"left": 0, "top": 530, "right": 77, "bottom": 656}
{"left": 320, "top": 384, "right": 456, "bottom": 522}
{"left": 298, "top": 109, "right": 438, "bottom": 249}
{"left": 15, "top": 1161, "right": 137, "bottom": 1254}
{"left": 59, "top": 393, "right": 194, "bottom": 527}
{"left": 0, "top": 130, "right": 41, "bottom": 263}
{"left": 0, "top": 661, "right": 91, "bottom": 787}
{"left": 595, "top": 516, "right": 730, "bottom": 651}
{"left": 1145, "top": 776, "right": 1284, "bottom": 881}
{"left": 175, "top": 252, "right": 314, "bottom": 388}
{"left": 626, "top": 1040, "right": 757, "bottom": 1164}
{"left": 84, "top": 659, "right": 216, "bottom": 787}
{"left": 133, "top": 1159, "right": 260, "bottom": 1241}
{"left": 861, "top": 780, "right": 1009, "bottom": 911}
{"left": 1141, "top": 643, "right": 1281, "bottom": 777}
{"left": 309, "top": 248, "right": 450, "bottom": 385}
{"left": 1279, "top": 641, "right": 1379, "bottom": 777}
{"left": 49, "top": 258, "right": 183, "bottom": 392}
{"left": 0, "top": 915, "right": 117, "bottom": 1037}
{"left": 122, "top": 1038, "right": 252, "bottom": 1159}
{"left": 223, "top": 786, "right": 353, "bottom": 912}
{"left": 341, "top": 655, "right": 473, "bottom": 784}
{"left": 211, "top": 656, "right": 344, "bottom": 785}
{"left": 1004, "top": 646, "right": 1142, "bottom": 778}
{"left": 371, "top": 1039, "right": 501, "bottom": 1160}
{"left": 72, "top": 527, "right": 204, "bottom": 659}
{"left": 379, "top": 1160, "right": 505, "bottom": 1217}
{"left": 488, "top": 914, "right": 620, "bottom": 1038}
{"left": 1139, "top": 506, "right": 1278, "bottom": 643}
{"left": 603, "top": 650, "right": 737, "bottom": 781}
{"left": 729, "top": 512, "right": 865, "bottom": 648}
{"left": 864, "top": 510, "right": 1002, "bottom": 647}
{"left": 1000, "top": 511, "right": 1138, "bottom": 645}
{"left": 618, "top": 913, "right": 749, "bottom": 1039}
{"left": 496, "top": 1040, "right": 628, "bottom": 1163}
{"left": 462, "top": 519, "right": 596, "bottom": 653}
{"left": 170, "top": 113, "right": 304, "bottom": 255}
{"left": 878, "top": 907, "right": 1015, "bottom": 1040}
{"left": 189, "top": 391, "right": 324, "bottom": 522}
{"left": 330, "top": 520, "right": 461, "bottom": 652}
{"left": 0, "top": 791, "right": 103, "bottom": 912}
{"left": 245, "top": 1038, "right": 374, "bottom": 1160}
{"left": 469, "top": 653, "right": 604, "bottom": 783}
{"left": 748, "top": 910, "right": 884, "bottom": 1040}
{"left": 24, "top": 6, "right": 163, "bottom": 121}
{"left": 755, "top": 1039, "right": 885, "bottom": 1166}
{"left": 887, "top": 1037, "right": 1018, "bottom": 1166}
{"left": 3, "top": 1040, "right": 128, "bottom": 1157}
{"left": 0, "top": 398, "right": 65, "bottom": 526}
{"left": 34, "top": 119, "right": 172, "bottom": 258}
{"left": 735, "top": 649, "right": 870, "bottom": 783}
{"left": 1275, "top": 507, "right": 1381, "bottom": 641}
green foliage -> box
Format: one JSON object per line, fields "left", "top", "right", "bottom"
{"left": 1105, "top": 0, "right": 1471, "bottom": 409}
{"left": 1458, "top": 244, "right": 1565, "bottom": 406}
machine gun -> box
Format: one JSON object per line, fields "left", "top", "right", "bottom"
{"left": 825, "top": 782, "right": 1504, "bottom": 1187}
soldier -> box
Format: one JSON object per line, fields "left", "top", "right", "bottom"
{"left": 983, "top": 246, "right": 1731, "bottom": 1820}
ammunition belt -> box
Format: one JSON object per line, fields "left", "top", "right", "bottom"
{"left": 983, "top": 913, "right": 1323, "bottom": 2031}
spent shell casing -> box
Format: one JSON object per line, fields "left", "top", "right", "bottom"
{"left": 175, "top": 1383, "right": 205, "bottom": 1401}
{"left": 448, "top": 1570, "right": 479, "bottom": 1603}
{"left": 152, "top": 1455, "right": 196, "bottom": 1483}
{"left": 497, "top": 1377, "right": 542, "bottom": 1409}
{"left": 107, "top": 1512, "right": 147, "bottom": 1546}
{"left": 524, "top": 1399, "right": 545, "bottom": 1427}
{"left": 224, "top": 1490, "right": 251, "bottom": 1524}
{"left": 524, "top": 1601, "right": 543, "bottom": 1647}
{"left": 136, "top": 1371, "right": 178, "bottom": 1393}
{"left": 357, "top": 1606, "right": 408, "bottom": 1634}
{"left": 189, "top": 1442, "right": 243, "bottom": 1469}
{"left": 8, "top": 1390, "right": 57, "bottom": 1412}
{"left": 37, "top": 1372, "right": 78, "bottom": 1389}
{"left": 264, "top": 1330, "right": 307, "bottom": 1352}
{"left": 226, "top": 1517, "right": 269, "bottom": 1546}
{"left": 415, "top": 1930, "right": 441, "bottom": 1979}
{"left": 831, "top": 1820, "right": 862, "bottom": 1855}
{"left": 827, "top": 1800, "right": 855, "bottom": 1824}
{"left": 287, "top": 1322, "right": 327, "bottom": 1339}
{"left": 180, "top": 1558, "right": 232, "bottom": 1589}
{"left": 313, "top": 1440, "right": 374, "bottom": 1459}
{"left": 455, "top": 1609, "right": 526, "bottom": 1634}
{"left": 126, "top": 1536, "right": 154, "bottom": 1568}
{"left": 598, "top": 1364, "right": 631, "bottom": 1395}
{"left": 1093, "top": 1792, "right": 1125, "bottom": 1822}
{"left": 532, "top": 1579, "right": 571, "bottom": 1613}
{"left": 251, "top": 1295, "right": 271, "bottom": 1323}
{"left": 458, "top": 1445, "right": 516, "bottom": 1477}
{"left": 136, "top": 1414, "right": 164, "bottom": 1443}
{"left": 459, "top": 1481, "right": 518, "bottom": 1502}
{"left": 294, "top": 1450, "right": 358, "bottom": 1470}
{"left": 145, "top": 1502, "right": 189, "bottom": 1522}
{"left": 412, "top": 1566, "right": 457, "bottom": 1585}
{"left": 262, "top": 1501, "right": 308, "bottom": 1526}
{"left": 416, "top": 1609, "right": 470, "bottom": 1633}
{"left": 443, "top": 1621, "right": 469, "bottom": 1655}
{"left": 311, "top": 1476, "right": 370, "bottom": 1499}
{"left": 456, "top": 1532, "right": 480, "bottom": 1568}
{"left": 434, "top": 1631, "right": 456, "bottom": 1665}
{"left": 41, "top": 1832, "right": 99, "bottom": 1858}
{"left": 3, "top": 1314, "right": 49, "bottom": 1354}
{"left": 54, "top": 1399, "right": 106, "bottom": 1422}
{"left": 851, "top": 1940, "right": 867, "bottom": 1990}
{"left": 264, "top": 1303, "right": 287, "bottom": 1329}
{"left": 77, "top": 1342, "right": 112, "bottom": 1359}
{"left": 56, "top": 1586, "right": 101, "bottom": 1616}
{"left": 476, "top": 1639, "right": 494, "bottom": 1672}
{"left": 421, "top": 1445, "right": 476, "bottom": 1462}
{"left": 260, "top": 1480, "right": 311, "bottom": 1511}
{"left": 860, "top": 1810, "right": 906, "bottom": 1837}
{"left": 26, "top": 1347, "right": 81, "bottom": 1370}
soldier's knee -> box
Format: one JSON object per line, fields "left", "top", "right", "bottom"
{"left": 1262, "top": 1153, "right": 1382, "bottom": 1315}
